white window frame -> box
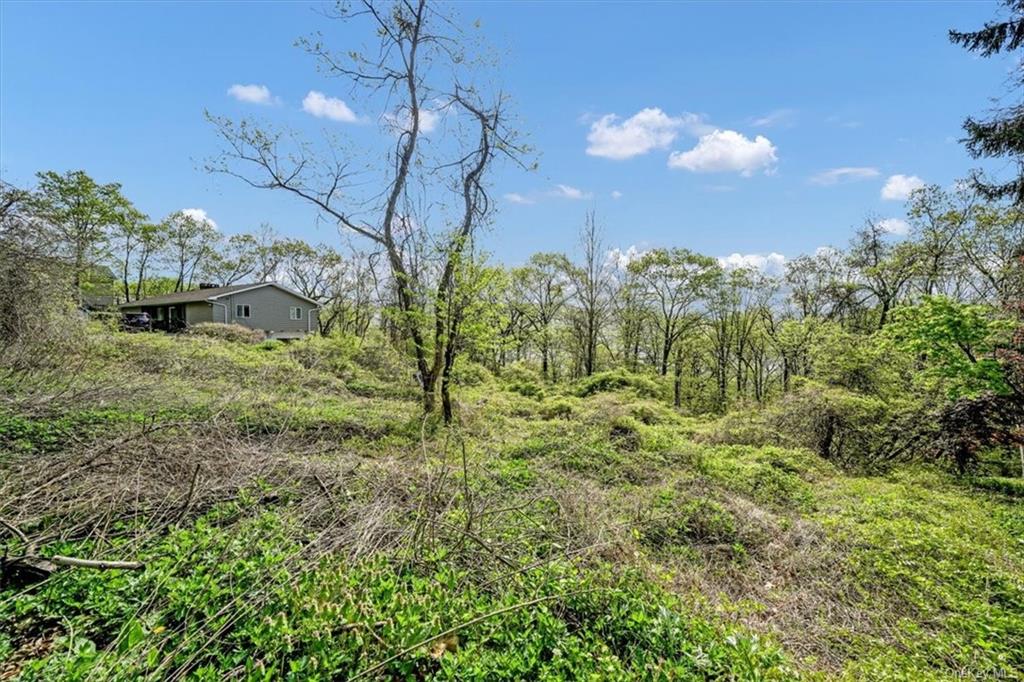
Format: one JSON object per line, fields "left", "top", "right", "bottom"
{"left": 289, "top": 306, "right": 302, "bottom": 321}
{"left": 235, "top": 304, "right": 251, "bottom": 319}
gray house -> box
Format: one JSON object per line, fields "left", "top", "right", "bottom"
{"left": 120, "top": 282, "right": 319, "bottom": 338}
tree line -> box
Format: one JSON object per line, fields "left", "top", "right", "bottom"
{"left": 2, "top": 167, "right": 1022, "bottom": 409}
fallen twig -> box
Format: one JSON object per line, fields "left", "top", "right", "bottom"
{"left": 49, "top": 555, "right": 145, "bottom": 570}
{"left": 0, "top": 516, "right": 28, "bottom": 545}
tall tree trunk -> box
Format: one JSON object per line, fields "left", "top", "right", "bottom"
{"left": 673, "top": 347, "right": 683, "bottom": 408}
{"left": 660, "top": 328, "right": 671, "bottom": 376}
{"left": 122, "top": 259, "right": 131, "bottom": 303}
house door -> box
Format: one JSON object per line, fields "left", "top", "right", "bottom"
{"left": 168, "top": 305, "right": 186, "bottom": 330}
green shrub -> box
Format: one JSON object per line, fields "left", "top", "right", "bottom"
{"left": 503, "top": 435, "right": 570, "bottom": 460}
{"left": 697, "top": 445, "right": 820, "bottom": 509}
{"left": 0, "top": 409, "right": 147, "bottom": 454}
{"left": 507, "top": 380, "right": 545, "bottom": 400}
{"left": 697, "top": 410, "right": 776, "bottom": 447}
{"left": 255, "top": 339, "right": 286, "bottom": 352}
{"left": 450, "top": 359, "right": 493, "bottom": 386}
{"left": 629, "top": 402, "right": 660, "bottom": 425}
{"left": 973, "top": 476, "right": 1024, "bottom": 497}
{"left": 540, "top": 398, "right": 576, "bottom": 420}
{"left": 639, "top": 491, "right": 738, "bottom": 548}
{"left": 187, "top": 322, "right": 265, "bottom": 344}
{"left": 499, "top": 361, "right": 541, "bottom": 386}
{"left": 609, "top": 415, "right": 643, "bottom": 451}
{"left": 770, "top": 381, "right": 894, "bottom": 467}
{"left": 4, "top": 508, "right": 794, "bottom": 681}
{"left": 351, "top": 335, "right": 413, "bottom": 383}
{"left": 288, "top": 333, "right": 357, "bottom": 374}
{"left": 575, "top": 370, "right": 661, "bottom": 399}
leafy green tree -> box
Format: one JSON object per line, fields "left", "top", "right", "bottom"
{"left": 847, "top": 219, "right": 921, "bottom": 329}
{"left": 886, "top": 296, "right": 1014, "bottom": 398}
{"left": 609, "top": 255, "right": 649, "bottom": 372}
{"left": 905, "top": 184, "right": 975, "bottom": 298}
{"left": 111, "top": 208, "right": 157, "bottom": 301}
{"left": 808, "top": 320, "right": 903, "bottom": 396}
{"left": 278, "top": 239, "right": 343, "bottom": 300}
{"left": 958, "top": 201, "right": 1024, "bottom": 305}
{"left": 763, "top": 316, "right": 819, "bottom": 392}
{"left": 629, "top": 248, "right": 719, "bottom": 375}
{"left": 512, "top": 252, "right": 572, "bottom": 379}
{"left": 31, "top": 170, "right": 135, "bottom": 303}
{"left": 201, "top": 233, "right": 260, "bottom": 287}
{"left": 129, "top": 221, "right": 170, "bottom": 300}
{"left": 163, "top": 211, "right": 218, "bottom": 292}
{"left": 784, "top": 248, "right": 860, "bottom": 322}
{"left": 949, "top": 0, "right": 1024, "bottom": 204}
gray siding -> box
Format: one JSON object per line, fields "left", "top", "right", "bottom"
{"left": 220, "top": 286, "right": 318, "bottom": 335}
{"left": 185, "top": 302, "right": 213, "bottom": 325}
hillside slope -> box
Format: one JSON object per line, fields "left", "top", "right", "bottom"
{"left": 2, "top": 331, "right": 1022, "bottom": 680}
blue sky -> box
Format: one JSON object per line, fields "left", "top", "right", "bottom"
{"left": 0, "top": 1, "right": 1013, "bottom": 269}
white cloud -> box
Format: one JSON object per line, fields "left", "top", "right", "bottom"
{"left": 668, "top": 130, "right": 778, "bottom": 176}
{"left": 227, "top": 84, "right": 275, "bottom": 105}
{"left": 878, "top": 218, "right": 910, "bottom": 235}
{"left": 418, "top": 109, "right": 440, "bottom": 133}
{"left": 550, "top": 184, "right": 593, "bottom": 200}
{"left": 610, "top": 190, "right": 623, "bottom": 199}
{"left": 719, "top": 252, "right": 786, "bottom": 276}
{"left": 751, "top": 108, "right": 797, "bottom": 128}
{"left": 181, "top": 208, "right": 217, "bottom": 230}
{"left": 606, "top": 245, "right": 644, "bottom": 269}
{"left": 383, "top": 106, "right": 442, "bottom": 134}
{"left": 302, "top": 90, "right": 359, "bottom": 123}
{"left": 503, "top": 192, "right": 534, "bottom": 205}
{"left": 810, "top": 166, "right": 880, "bottom": 185}
{"left": 881, "top": 174, "right": 925, "bottom": 200}
{"left": 586, "top": 107, "right": 708, "bottom": 160}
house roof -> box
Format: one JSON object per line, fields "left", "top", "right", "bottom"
{"left": 119, "top": 282, "right": 320, "bottom": 308}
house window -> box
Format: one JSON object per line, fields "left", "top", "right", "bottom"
{"left": 155, "top": 308, "right": 164, "bottom": 322}
{"left": 235, "top": 304, "right": 251, "bottom": 319}
{"left": 289, "top": 306, "right": 302, "bottom": 321}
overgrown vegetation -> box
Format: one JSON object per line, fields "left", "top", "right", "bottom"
{"left": 2, "top": 326, "right": 1022, "bottom": 680}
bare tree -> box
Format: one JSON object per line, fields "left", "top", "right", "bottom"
{"left": 567, "top": 212, "right": 611, "bottom": 377}
{"left": 206, "top": 0, "right": 527, "bottom": 419}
